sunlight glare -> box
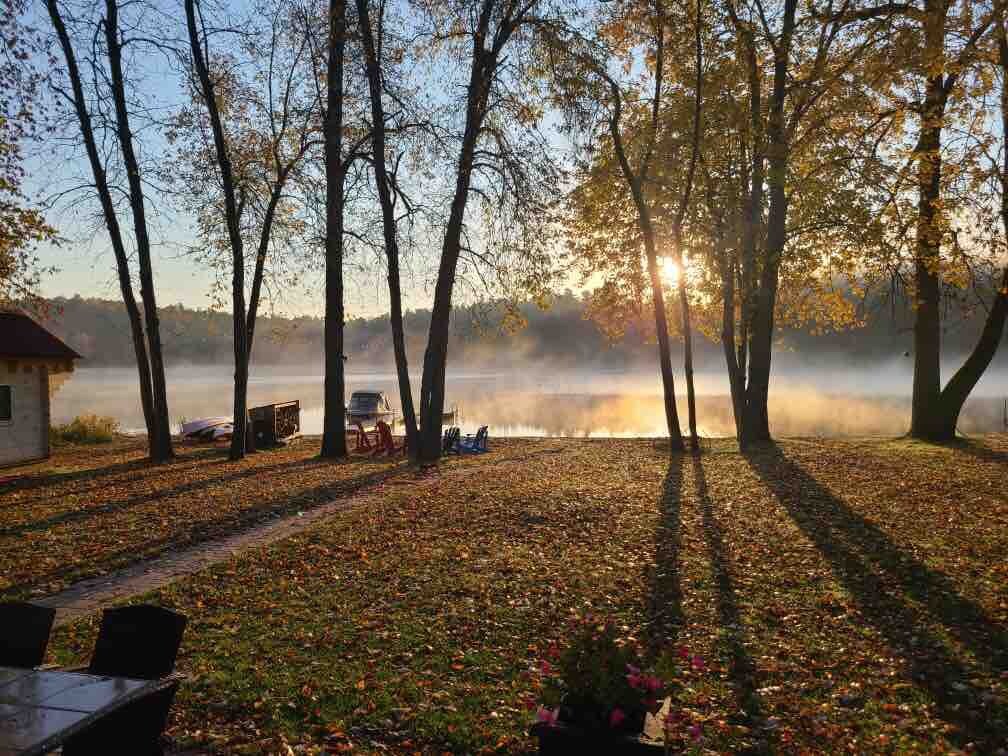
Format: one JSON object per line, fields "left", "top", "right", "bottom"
{"left": 660, "top": 258, "right": 680, "bottom": 286}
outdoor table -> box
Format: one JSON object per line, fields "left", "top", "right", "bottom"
{"left": 0, "top": 666, "right": 180, "bottom": 755}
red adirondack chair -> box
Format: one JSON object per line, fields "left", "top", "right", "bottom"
{"left": 372, "top": 421, "right": 402, "bottom": 456}
{"left": 354, "top": 421, "right": 373, "bottom": 453}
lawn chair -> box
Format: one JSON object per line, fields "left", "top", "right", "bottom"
{"left": 442, "top": 426, "right": 461, "bottom": 454}
{"left": 62, "top": 604, "right": 187, "bottom": 756}
{"left": 0, "top": 601, "right": 56, "bottom": 668}
{"left": 459, "top": 425, "right": 489, "bottom": 454}
{"left": 354, "top": 421, "right": 372, "bottom": 453}
{"left": 372, "top": 420, "right": 402, "bottom": 457}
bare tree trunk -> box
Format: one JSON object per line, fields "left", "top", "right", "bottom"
{"left": 45, "top": 0, "right": 165, "bottom": 461}
{"left": 321, "top": 0, "right": 348, "bottom": 459}
{"left": 608, "top": 87, "right": 684, "bottom": 451}
{"left": 728, "top": 12, "right": 762, "bottom": 448}
{"left": 935, "top": 267, "right": 1008, "bottom": 435}
{"left": 676, "top": 256, "right": 698, "bottom": 447}
{"left": 246, "top": 184, "right": 285, "bottom": 359}
{"left": 185, "top": 0, "right": 248, "bottom": 460}
{"left": 418, "top": 162, "right": 473, "bottom": 462}
{"left": 908, "top": 68, "right": 946, "bottom": 440}
{"left": 717, "top": 238, "right": 745, "bottom": 439}
{"left": 925, "top": 4, "right": 1008, "bottom": 439}
{"left": 416, "top": 15, "right": 498, "bottom": 464}
{"left": 356, "top": 0, "right": 420, "bottom": 458}
{"left": 674, "top": 0, "right": 703, "bottom": 451}
{"left": 103, "top": 0, "right": 174, "bottom": 461}
{"left": 704, "top": 169, "right": 745, "bottom": 441}
{"left": 740, "top": 0, "right": 796, "bottom": 447}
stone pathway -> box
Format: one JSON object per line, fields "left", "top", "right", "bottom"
{"left": 37, "top": 446, "right": 559, "bottom": 626}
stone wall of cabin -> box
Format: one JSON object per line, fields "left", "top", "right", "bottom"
{"left": 0, "top": 359, "right": 47, "bottom": 466}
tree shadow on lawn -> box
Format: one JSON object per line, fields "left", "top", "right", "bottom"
{"left": 691, "top": 456, "right": 773, "bottom": 753}
{"left": 744, "top": 442, "right": 1008, "bottom": 750}
{"left": 941, "top": 437, "right": 1008, "bottom": 466}
{"left": 1, "top": 463, "right": 411, "bottom": 599}
{"left": 646, "top": 452, "right": 684, "bottom": 655}
{"left": 2, "top": 452, "right": 399, "bottom": 537}
{"left": 0, "top": 449, "right": 219, "bottom": 501}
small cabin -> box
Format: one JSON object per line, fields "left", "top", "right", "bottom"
{"left": 0, "top": 312, "right": 81, "bottom": 467}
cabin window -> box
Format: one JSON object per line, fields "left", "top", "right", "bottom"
{"left": 0, "top": 386, "right": 11, "bottom": 423}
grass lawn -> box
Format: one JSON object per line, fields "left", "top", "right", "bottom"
{"left": 0, "top": 437, "right": 421, "bottom": 597}
{"left": 34, "top": 435, "right": 1008, "bottom": 754}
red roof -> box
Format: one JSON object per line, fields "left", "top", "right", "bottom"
{"left": 0, "top": 312, "right": 82, "bottom": 360}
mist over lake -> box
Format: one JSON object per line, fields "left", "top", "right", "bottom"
{"left": 53, "top": 363, "right": 1008, "bottom": 438}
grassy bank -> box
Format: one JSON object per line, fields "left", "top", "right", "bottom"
{"left": 34, "top": 436, "right": 1008, "bottom": 754}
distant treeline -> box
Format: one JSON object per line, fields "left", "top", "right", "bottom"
{"left": 40, "top": 292, "right": 1007, "bottom": 369}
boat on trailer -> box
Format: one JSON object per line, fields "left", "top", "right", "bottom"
{"left": 347, "top": 390, "right": 396, "bottom": 430}
{"left": 346, "top": 390, "right": 459, "bottom": 430}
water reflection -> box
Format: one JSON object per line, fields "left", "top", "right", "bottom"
{"left": 52, "top": 367, "right": 1007, "bottom": 438}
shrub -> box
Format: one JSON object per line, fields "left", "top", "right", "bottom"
{"left": 537, "top": 618, "right": 665, "bottom": 734}
{"left": 50, "top": 414, "right": 120, "bottom": 445}
{"left": 534, "top": 617, "right": 708, "bottom": 747}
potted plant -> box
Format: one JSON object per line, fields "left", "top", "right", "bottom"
{"left": 530, "top": 618, "right": 705, "bottom": 755}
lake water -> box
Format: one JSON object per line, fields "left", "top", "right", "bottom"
{"left": 50, "top": 364, "right": 1008, "bottom": 438}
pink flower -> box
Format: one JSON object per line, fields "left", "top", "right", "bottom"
{"left": 626, "top": 668, "right": 642, "bottom": 689}
{"left": 609, "top": 708, "right": 626, "bottom": 728}
{"left": 690, "top": 654, "right": 706, "bottom": 672}
{"left": 677, "top": 646, "right": 690, "bottom": 660}
{"left": 642, "top": 674, "right": 663, "bottom": 693}
{"left": 539, "top": 660, "right": 553, "bottom": 675}
{"left": 687, "top": 723, "right": 703, "bottom": 742}
{"left": 536, "top": 707, "right": 559, "bottom": 727}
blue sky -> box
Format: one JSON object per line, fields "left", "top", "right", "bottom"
{"left": 26, "top": 0, "right": 439, "bottom": 319}
{"left": 26, "top": 0, "right": 591, "bottom": 319}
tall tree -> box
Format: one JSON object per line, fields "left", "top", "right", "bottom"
{"left": 905, "top": 2, "right": 993, "bottom": 440}
{"left": 671, "top": 0, "right": 704, "bottom": 450}
{"left": 355, "top": 0, "right": 421, "bottom": 457}
{"left": 416, "top": 0, "right": 562, "bottom": 463}
{"left": 549, "top": 0, "right": 707, "bottom": 451}
{"left": 723, "top": 0, "right": 889, "bottom": 446}
{"left": 180, "top": 0, "right": 322, "bottom": 459}
{"left": 0, "top": 0, "right": 56, "bottom": 309}
{"left": 320, "top": 0, "right": 350, "bottom": 459}
{"left": 45, "top": 0, "right": 174, "bottom": 461}
{"left": 564, "top": 0, "right": 893, "bottom": 445}
{"left": 834, "top": 0, "right": 997, "bottom": 440}
{"left": 731, "top": 0, "right": 798, "bottom": 445}
{"left": 605, "top": 61, "right": 686, "bottom": 452}
{"left": 925, "top": 0, "right": 1008, "bottom": 437}
{"left": 184, "top": 0, "right": 250, "bottom": 459}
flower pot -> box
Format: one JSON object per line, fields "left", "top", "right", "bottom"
{"left": 531, "top": 721, "right": 664, "bottom": 756}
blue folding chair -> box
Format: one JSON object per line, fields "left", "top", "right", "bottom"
{"left": 443, "top": 426, "right": 461, "bottom": 454}
{"left": 459, "top": 426, "right": 488, "bottom": 454}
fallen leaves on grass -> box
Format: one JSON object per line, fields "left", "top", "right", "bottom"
{"left": 44, "top": 436, "right": 1008, "bottom": 754}
{"left": 0, "top": 438, "right": 408, "bottom": 597}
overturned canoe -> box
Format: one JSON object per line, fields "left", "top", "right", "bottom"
{"left": 180, "top": 417, "right": 232, "bottom": 441}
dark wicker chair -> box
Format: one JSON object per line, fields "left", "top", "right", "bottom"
{"left": 0, "top": 601, "right": 56, "bottom": 668}
{"left": 62, "top": 605, "right": 187, "bottom": 756}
